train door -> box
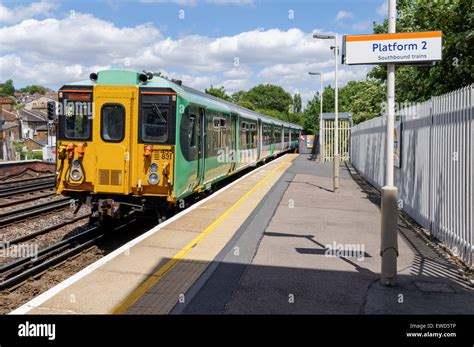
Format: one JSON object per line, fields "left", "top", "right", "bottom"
{"left": 281, "top": 125, "right": 284, "bottom": 150}
{"left": 94, "top": 86, "right": 134, "bottom": 194}
{"left": 197, "top": 107, "right": 206, "bottom": 185}
{"left": 257, "top": 119, "right": 262, "bottom": 160}
{"left": 230, "top": 113, "right": 238, "bottom": 172}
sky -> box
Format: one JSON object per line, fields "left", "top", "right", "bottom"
{"left": 0, "top": 0, "right": 389, "bottom": 105}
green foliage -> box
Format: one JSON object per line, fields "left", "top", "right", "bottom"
{"left": 255, "top": 108, "right": 287, "bottom": 121}
{"left": 20, "top": 85, "right": 49, "bottom": 95}
{"left": 205, "top": 86, "right": 233, "bottom": 102}
{"left": 2, "top": 79, "right": 15, "bottom": 96}
{"left": 369, "top": 0, "right": 474, "bottom": 102}
{"left": 29, "top": 151, "right": 43, "bottom": 160}
{"left": 292, "top": 93, "right": 302, "bottom": 113}
{"left": 236, "top": 100, "right": 256, "bottom": 110}
{"left": 303, "top": 93, "right": 321, "bottom": 134}
{"left": 342, "top": 80, "right": 386, "bottom": 124}
{"left": 242, "top": 84, "right": 293, "bottom": 113}
{"left": 231, "top": 90, "right": 247, "bottom": 102}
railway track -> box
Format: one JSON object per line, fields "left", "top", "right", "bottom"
{"left": 0, "top": 219, "right": 135, "bottom": 291}
{"left": 0, "top": 198, "right": 75, "bottom": 227}
{"left": 0, "top": 176, "right": 56, "bottom": 199}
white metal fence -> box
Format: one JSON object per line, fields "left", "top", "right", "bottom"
{"left": 351, "top": 85, "right": 473, "bottom": 266}
{"left": 322, "top": 119, "right": 351, "bottom": 162}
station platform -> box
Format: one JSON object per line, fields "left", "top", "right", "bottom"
{"left": 12, "top": 154, "right": 473, "bottom": 315}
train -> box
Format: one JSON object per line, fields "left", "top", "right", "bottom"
{"left": 51, "top": 69, "right": 302, "bottom": 224}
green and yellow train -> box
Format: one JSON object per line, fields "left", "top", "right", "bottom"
{"left": 53, "top": 69, "right": 302, "bottom": 222}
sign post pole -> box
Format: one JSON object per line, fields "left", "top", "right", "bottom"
{"left": 380, "top": 0, "right": 399, "bottom": 286}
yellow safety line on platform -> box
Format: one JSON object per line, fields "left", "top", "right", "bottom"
{"left": 111, "top": 156, "right": 294, "bottom": 314}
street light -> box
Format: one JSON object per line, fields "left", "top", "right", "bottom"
{"left": 313, "top": 33, "right": 340, "bottom": 192}
{"left": 308, "top": 72, "right": 324, "bottom": 161}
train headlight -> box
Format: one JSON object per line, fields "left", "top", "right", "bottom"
{"left": 148, "top": 172, "right": 160, "bottom": 185}
{"left": 70, "top": 168, "right": 83, "bottom": 181}
{"left": 72, "top": 159, "right": 81, "bottom": 168}
{"left": 150, "top": 162, "right": 158, "bottom": 172}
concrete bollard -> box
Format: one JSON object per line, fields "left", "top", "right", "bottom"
{"left": 381, "top": 186, "right": 398, "bottom": 286}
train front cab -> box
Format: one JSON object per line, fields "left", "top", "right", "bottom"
{"left": 56, "top": 83, "right": 177, "bottom": 221}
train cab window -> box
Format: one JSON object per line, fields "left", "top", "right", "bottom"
{"left": 101, "top": 104, "right": 125, "bottom": 142}
{"left": 61, "top": 93, "right": 92, "bottom": 140}
{"left": 140, "top": 94, "right": 171, "bottom": 143}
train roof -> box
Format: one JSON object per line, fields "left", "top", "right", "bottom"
{"left": 62, "top": 69, "right": 303, "bottom": 129}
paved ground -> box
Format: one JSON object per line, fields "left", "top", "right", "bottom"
{"left": 177, "top": 155, "right": 473, "bottom": 314}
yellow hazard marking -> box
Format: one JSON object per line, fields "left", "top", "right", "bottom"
{"left": 111, "top": 156, "right": 294, "bottom": 314}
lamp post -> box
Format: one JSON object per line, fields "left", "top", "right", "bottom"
{"left": 313, "top": 33, "right": 339, "bottom": 192}
{"left": 380, "top": 0, "right": 399, "bottom": 286}
{"left": 308, "top": 72, "right": 323, "bottom": 161}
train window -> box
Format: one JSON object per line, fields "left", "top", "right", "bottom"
{"left": 62, "top": 99, "right": 92, "bottom": 140}
{"left": 189, "top": 114, "right": 196, "bottom": 148}
{"left": 263, "top": 124, "right": 272, "bottom": 146}
{"left": 141, "top": 101, "right": 169, "bottom": 143}
{"left": 212, "top": 116, "right": 227, "bottom": 149}
{"left": 101, "top": 104, "right": 125, "bottom": 142}
{"left": 142, "top": 94, "right": 169, "bottom": 104}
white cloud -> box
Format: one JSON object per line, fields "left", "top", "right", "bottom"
{"left": 335, "top": 10, "right": 353, "bottom": 22}
{"left": 376, "top": 2, "right": 388, "bottom": 16}
{"left": 0, "top": 1, "right": 59, "bottom": 24}
{"left": 0, "top": 12, "right": 369, "bottom": 103}
{"left": 0, "top": 13, "right": 161, "bottom": 65}
{"left": 352, "top": 21, "right": 371, "bottom": 31}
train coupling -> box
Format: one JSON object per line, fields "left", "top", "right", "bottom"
{"left": 92, "top": 199, "right": 144, "bottom": 220}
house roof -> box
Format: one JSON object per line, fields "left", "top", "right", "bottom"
{"left": 2, "top": 121, "right": 18, "bottom": 130}
{"left": 24, "top": 137, "right": 46, "bottom": 147}
{"left": 0, "top": 109, "right": 18, "bottom": 121}
{"left": 19, "top": 109, "right": 47, "bottom": 122}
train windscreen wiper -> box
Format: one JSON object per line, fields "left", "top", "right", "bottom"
{"left": 152, "top": 104, "right": 167, "bottom": 124}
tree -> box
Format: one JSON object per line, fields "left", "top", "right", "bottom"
{"left": 369, "top": 0, "right": 474, "bottom": 102}
{"left": 242, "top": 84, "right": 292, "bottom": 113}
{"left": 321, "top": 85, "right": 335, "bottom": 112}
{"left": 231, "top": 90, "right": 247, "bottom": 102}
{"left": 2, "top": 79, "right": 15, "bottom": 96}
{"left": 205, "top": 86, "right": 232, "bottom": 102}
{"left": 20, "top": 85, "right": 49, "bottom": 95}
{"left": 292, "top": 93, "right": 302, "bottom": 113}
{"left": 340, "top": 80, "right": 386, "bottom": 124}
{"left": 303, "top": 93, "right": 321, "bottom": 134}
{"left": 236, "top": 100, "right": 256, "bottom": 110}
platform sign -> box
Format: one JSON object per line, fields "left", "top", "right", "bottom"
{"left": 342, "top": 31, "right": 442, "bottom": 65}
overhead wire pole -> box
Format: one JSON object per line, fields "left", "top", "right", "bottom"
{"left": 308, "top": 72, "right": 323, "bottom": 161}
{"left": 381, "top": 0, "right": 399, "bottom": 286}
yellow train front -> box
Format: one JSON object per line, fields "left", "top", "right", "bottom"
{"left": 53, "top": 69, "right": 302, "bottom": 224}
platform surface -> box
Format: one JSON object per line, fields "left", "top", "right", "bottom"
{"left": 12, "top": 154, "right": 473, "bottom": 315}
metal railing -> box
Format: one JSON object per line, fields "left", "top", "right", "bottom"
{"left": 351, "top": 85, "right": 473, "bottom": 266}
{"left": 322, "top": 119, "right": 351, "bottom": 162}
